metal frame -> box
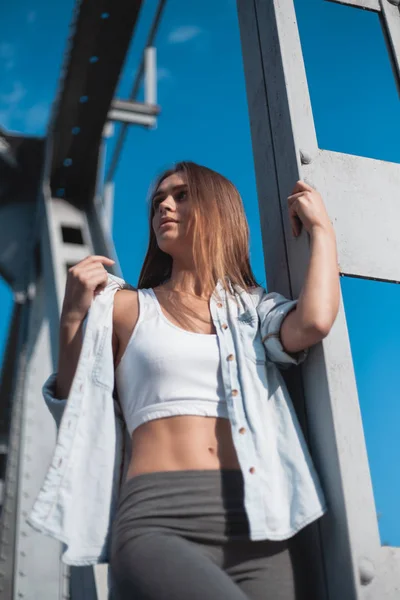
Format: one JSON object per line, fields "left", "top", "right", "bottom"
{"left": 0, "top": 1, "right": 164, "bottom": 598}
{"left": 237, "top": 0, "right": 400, "bottom": 598}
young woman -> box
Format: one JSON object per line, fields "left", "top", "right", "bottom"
{"left": 54, "top": 161, "right": 339, "bottom": 599}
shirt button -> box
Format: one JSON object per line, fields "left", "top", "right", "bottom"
{"left": 217, "top": 302, "right": 223, "bottom": 308}
{"left": 239, "top": 427, "right": 246, "bottom": 434}
{"left": 232, "top": 389, "right": 239, "bottom": 397}
{"left": 249, "top": 467, "right": 256, "bottom": 474}
{"left": 222, "top": 323, "right": 228, "bottom": 330}
{"left": 227, "top": 354, "right": 234, "bottom": 362}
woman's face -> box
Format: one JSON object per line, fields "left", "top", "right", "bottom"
{"left": 152, "top": 173, "right": 193, "bottom": 257}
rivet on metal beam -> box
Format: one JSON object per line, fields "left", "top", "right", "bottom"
{"left": 300, "top": 150, "right": 312, "bottom": 165}
{"left": 359, "top": 557, "right": 375, "bottom": 585}
{"left": 63, "top": 158, "right": 73, "bottom": 167}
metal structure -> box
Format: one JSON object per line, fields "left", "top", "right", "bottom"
{"left": 237, "top": 1, "right": 400, "bottom": 599}
{"left": 0, "top": 0, "right": 399, "bottom": 598}
{"left": 0, "top": 1, "right": 165, "bottom": 598}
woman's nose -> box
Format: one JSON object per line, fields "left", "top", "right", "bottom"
{"left": 159, "top": 195, "right": 174, "bottom": 213}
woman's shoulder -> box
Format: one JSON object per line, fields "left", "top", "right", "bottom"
{"left": 113, "top": 287, "right": 139, "bottom": 325}
{"left": 114, "top": 286, "right": 138, "bottom": 310}
{"left": 112, "top": 288, "right": 140, "bottom": 356}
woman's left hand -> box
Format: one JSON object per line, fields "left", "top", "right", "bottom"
{"left": 288, "top": 180, "right": 333, "bottom": 237}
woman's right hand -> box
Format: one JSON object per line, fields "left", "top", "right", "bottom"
{"left": 61, "top": 255, "right": 115, "bottom": 325}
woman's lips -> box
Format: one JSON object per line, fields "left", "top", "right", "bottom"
{"left": 159, "top": 220, "right": 177, "bottom": 230}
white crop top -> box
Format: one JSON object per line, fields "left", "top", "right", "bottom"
{"left": 115, "top": 288, "right": 229, "bottom": 435}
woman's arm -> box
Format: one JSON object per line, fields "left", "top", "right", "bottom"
{"left": 55, "top": 255, "right": 115, "bottom": 399}
{"left": 280, "top": 181, "right": 340, "bottom": 354}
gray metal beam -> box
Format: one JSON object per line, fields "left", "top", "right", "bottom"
{"left": 237, "top": 2, "right": 327, "bottom": 596}
{"left": 237, "top": 0, "right": 400, "bottom": 598}
{"left": 107, "top": 97, "right": 160, "bottom": 127}
{"left": 49, "top": 0, "right": 144, "bottom": 204}
{"left": 111, "top": 99, "right": 160, "bottom": 116}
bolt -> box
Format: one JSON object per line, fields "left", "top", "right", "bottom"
{"left": 299, "top": 149, "right": 312, "bottom": 165}
{"left": 359, "top": 557, "right": 375, "bottom": 585}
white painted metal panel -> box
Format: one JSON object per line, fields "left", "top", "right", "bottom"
{"left": 304, "top": 149, "right": 400, "bottom": 282}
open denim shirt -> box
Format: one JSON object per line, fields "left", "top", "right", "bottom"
{"left": 28, "top": 275, "right": 327, "bottom": 567}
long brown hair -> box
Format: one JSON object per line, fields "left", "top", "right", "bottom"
{"left": 138, "top": 161, "right": 258, "bottom": 294}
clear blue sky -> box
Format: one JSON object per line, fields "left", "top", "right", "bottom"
{"left": 1, "top": 0, "right": 399, "bottom": 546}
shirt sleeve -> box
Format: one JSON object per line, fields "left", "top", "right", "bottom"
{"left": 256, "top": 291, "right": 309, "bottom": 369}
{"left": 42, "top": 373, "right": 67, "bottom": 429}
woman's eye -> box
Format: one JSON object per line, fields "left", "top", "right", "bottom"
{"left": 176, "top": 190, "right": 187, "bottom": 201}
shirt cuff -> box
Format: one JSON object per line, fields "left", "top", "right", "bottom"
{"left": 261, "top": 300, "right": 309, "bottom": 368}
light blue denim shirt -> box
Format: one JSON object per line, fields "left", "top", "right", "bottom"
{"left": 28, "top": 274, "right": 327, "bottom": 567}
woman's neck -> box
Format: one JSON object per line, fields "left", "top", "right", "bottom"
{"left": 162, "top": 263, "right": 211, "bottom": 299}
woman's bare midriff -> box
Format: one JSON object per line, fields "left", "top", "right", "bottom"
{"left": 125, "top": 415, "right": 241, "bottom": 481}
